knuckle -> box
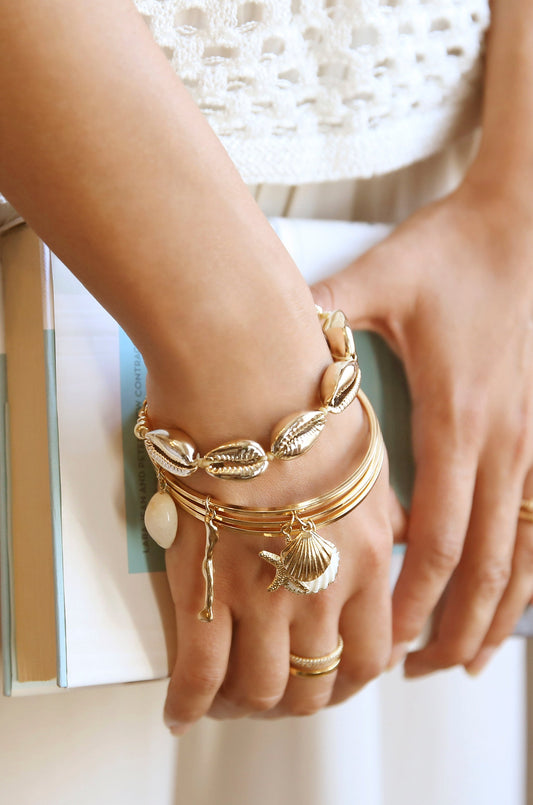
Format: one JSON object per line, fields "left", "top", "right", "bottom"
{"left": 515, "top": 539, "right": 533, "bottom": 572}
{"left": 341, "top": 653, "right": 388, "bottom": 687}
{"left": 442, "top": 639, "right": 476, "bottom": 668}
{"left": 418, "top": 389, "right": 485, "bottom": 458}
{"left": 235, "top": 692, "right": 283, "bottom": 714}
{"left": 454, "top": 395, "right": 486, "bottom": 450}
{"left": 179, "top": 665, "right": 224, "bottom": 698}
{"left": 432, "top": 645, "right": 466, "bottom": 669}
{"left": 471, "top": 560, "right": 511, "bottom": 600}
{"left": 289, "top": 692, "right": 331, "bottom": 717}
{"left": 496, "top": 415, "right": 531, "bottom": 473}
{"left": 423, "top": 536, "right": 462, "bottom": 577}
{"left": 362, "top": 531, "right": 392, "bottom": 574}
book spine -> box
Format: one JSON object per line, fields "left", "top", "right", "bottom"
{"left": 0, "top": 253, "right": 13, "bottom": 695}
{"left": 41, "top": 243, "right": 67, "bottom": 687}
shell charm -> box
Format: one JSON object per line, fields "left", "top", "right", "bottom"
{"left": 259, "top": 518, "right": 339, "bottom": 595}
{"left": 145, "top": 429, "right": 199, "bottom": 477}
{"left": 270, "top": 411, "right": 327, "bottom": 460}
{"left": 201, "top": 441, "right": 268, "bottom": 480}
{"left": 144, "top": 490, "right": 178, "bottom": 549}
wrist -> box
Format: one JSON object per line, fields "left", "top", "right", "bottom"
{"left": 461, "top": 152, "right": 533, "bottom": 229}
{"left": 143, "top": 304, "right": 369, "bottom": 508}
{"left": 144, "top": 284, "right": 334, "bottom": 449}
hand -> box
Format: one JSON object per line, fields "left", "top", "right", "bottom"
{"left": 147, "top": 375, "right": 396, "bottom": 733}
{"left": 312, "top": 181, "right": 533, "bottom": 676}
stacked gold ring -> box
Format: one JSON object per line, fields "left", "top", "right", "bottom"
{"left": 289, "top": 636, "right": 344, "bottom": 677}
{"left": 519, "top": 499, "right": 533, "bottom": 523}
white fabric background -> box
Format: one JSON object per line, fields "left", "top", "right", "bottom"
{"left": 0, "top": 137, "right": 527, "bottom": 804}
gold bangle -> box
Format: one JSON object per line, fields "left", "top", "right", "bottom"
{"left": 134, "top": 307, "right": 360, "bottom": 481}
{"left": 156, "top": 390, "right": 384, "bottom": 620}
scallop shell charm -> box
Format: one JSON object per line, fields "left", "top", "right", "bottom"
{"left": 320, "top": 360, "right": 361, "bottom": 413}
{"left": 259, "top": 522, "right": 339, "bottom": 594}
{"left": 145, "top": 429, "right": 199, "bottom": 476}
{"left": 281, "top": 528, "right": 335, "bottom": 580}
{"left": 299, "top": 549, "right": 340, "bottom": 594}
{"left": 270, "top": 411, "right": 327, "bottom": 460}
{"left": 201, "top": 441, "right": 268, "bottom": 480}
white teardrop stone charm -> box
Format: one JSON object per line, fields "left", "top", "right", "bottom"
{"left": 144, "top": 491, "right": 178, "bottom": 549}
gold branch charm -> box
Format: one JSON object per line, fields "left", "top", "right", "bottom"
{"left": 259, "top": 514, "right": 340, "bottom": 595}
{"left": 198, "top": 499, "right": 219, "bottom": 622}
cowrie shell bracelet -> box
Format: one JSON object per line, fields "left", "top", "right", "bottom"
{"left": 134, "top": 307, "right": 361, "bottom": 481}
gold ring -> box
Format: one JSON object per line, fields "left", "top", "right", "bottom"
{"left": 519, "top": 499, "right": 533, "bottom": 523}
{"left": 290, "top": 659, "right": 341, "bottom": 678}
{"left": 289, "top": 636, "right": 343, "bottom": 677}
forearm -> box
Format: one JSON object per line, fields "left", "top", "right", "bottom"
{"left": 468, "top": 0, "right": 533, "bottom": 204}
{"left": 0, "top": 0, "right": 333, "bottom": 446}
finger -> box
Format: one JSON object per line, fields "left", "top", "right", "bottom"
{"left": 390, "top": 428, "right": 478, "bottom": 662}
{"left": 164, "top": 602, "right": 233, "bottom": 735}
{"left": 404, "top": 458, "right": 522, "bottom": 677}
{"left": 465, "top": 484, "right": 533, "bottom": 674}
{"left": 164, "top": 515, "right": 233, "bottom": 735}
{"left": 329, "top": 546, "right": 392, "bottom": 706}
{"left": 278, "top": 600, "right": 343, "bottom": 717}
{"left": 390, "top": 487, "right": 408, "bottom": 544}
{"left": 311, "top": 238, "right": 407, "bottom": 333}
{"left": 208, "top": 612, "right": 290, "bottom": 719}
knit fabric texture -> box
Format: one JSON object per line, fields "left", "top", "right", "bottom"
{"left": 134, "top": 0, "right": 490, "bottom": 183}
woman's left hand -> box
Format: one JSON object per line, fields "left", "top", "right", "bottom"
{"left": 312, "top": 178, "right": 533, "bottom": 677}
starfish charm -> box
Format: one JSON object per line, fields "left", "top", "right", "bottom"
{"left": 259, "top": 551, "right": 308, "bottom": 593}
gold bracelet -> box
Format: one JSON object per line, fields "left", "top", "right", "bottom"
{"left": 134, "top": 307, "right": 360, "bottom": 481}
{"left": 147, "top": 390, "right": 384, "bottom": 621}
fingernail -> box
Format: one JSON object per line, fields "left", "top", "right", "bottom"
{"left": 165, "top": 719, "right": 191, "bottom": 737}
{"left": 386, "top": 642, "right": 410, "bottom": 671}
{"left": 465, "top": 646, "right": 497, "bottom": 677}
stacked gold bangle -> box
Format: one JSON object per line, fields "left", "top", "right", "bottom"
{"left": 135, "top": 308, "right": 385, "bottom": 622}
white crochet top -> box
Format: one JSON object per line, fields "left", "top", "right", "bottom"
{"left": 0, "top": 0, "right": 489, "bottom": 226}
{"left": 135, "top": 0, "right": 490, "bottom": 183}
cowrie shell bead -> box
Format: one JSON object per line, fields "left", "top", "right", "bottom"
{"left": 324, "top": 324, "right": 356, "bottom": 361}
{"left": 145, "top": 429, "right": 199, "bottom": 477}
{"left": 144, "top": 491, "right": 178, "bottom": 549}
{"left": 320, "top": 360, "right": 360, "bottom": 413}
{"left": 270, "top": 410, "right": 327, "bottom": 459}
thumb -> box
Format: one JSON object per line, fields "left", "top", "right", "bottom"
{"left": 311, "top": 237, "right": 404, "bottom": 332}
